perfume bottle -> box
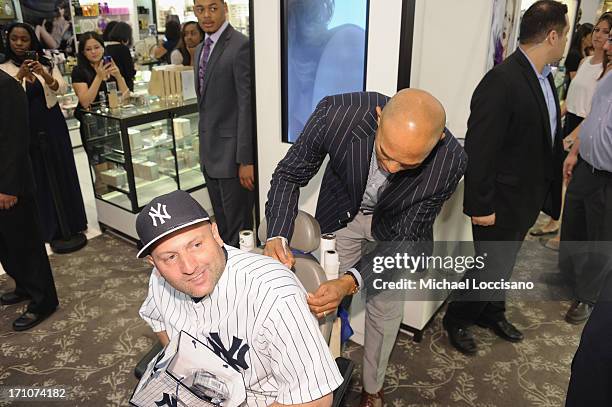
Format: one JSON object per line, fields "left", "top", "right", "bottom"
{"left": 98, "top": 91, "right": 107, "bottom": 110}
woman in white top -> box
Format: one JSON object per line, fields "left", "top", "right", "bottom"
{"left": 564, "top": 14, "right": 611, "bottom": 135}
{"left": 534, "top": 13, "right": 611, "bottom": 247}
{"left": 0, "top": 23, "right": 87, "bottom": 242}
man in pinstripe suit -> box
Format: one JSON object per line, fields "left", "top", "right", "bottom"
{"left": 264, "top": 89, "right": 467, "bottom": 406}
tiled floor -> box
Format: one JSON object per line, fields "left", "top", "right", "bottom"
{"left": 0, "top": 147, "right": 100, "bottom": 275}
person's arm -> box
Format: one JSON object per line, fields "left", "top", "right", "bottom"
{"left": 462, "top": 69, "right": 509, "bottom": 224}
{"left": 14, "top": 61, "right": 34, "bottom": 84}
{"left": 36, "top": 23, "right": 59, "bottom": 49}
{"left": 563, "top": 124, "right": 582, "bottom": 186}
{"left": 0, "top": 74, "right": 29, "bottom": 202}
{"left": 153, "top": 40, "right": 169, "bottom": 59}
{"left": 233, "top": 40, "right": 255, "bottom": 191}
{"left": 170, "top": 49, "right": 183, "bottom": 65}
{"left": 263, "top": 98, "right": 330, "bottom": 262}
{"left": 108, "top": 61, "right": 129, "bottom": 95}
{"left": 35, "top": 65, "right": 67, "bottom": 94}
{"left": 233, "top": 40, "right": 253, "bottom": 166}
{"left": 73, "top": 79, "right": 103, "bottom": 109}
{"left": 155, "top": 331, "right": 170, "bottom": 347}
{"left": 51, "top": 66, "right": 67, "bottom": 93}
{"left": 263, "top": 294, "right": 343, "bottom": 405}
{"left": 139, "top": 272, "right": 168, "bottom": 342}
{"left": 72, "top": 64, "right": 107, "bottom": 110}
{"left": 269, "top": 394, "right": 332, "bottom": 407}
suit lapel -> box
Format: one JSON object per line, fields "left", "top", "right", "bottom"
{"left": 346, "top": 112, "right": 376, "bottom": 210}
{"left": 514, "top": 51, "right": 554, "bottom": 150}
{"left": 200, "top": 24, "right": 233, "bottom": 97}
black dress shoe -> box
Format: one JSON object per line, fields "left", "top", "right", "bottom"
{"left": 0, "top": 291, "right": 30, "bottom": 305}
{"left": 12, "top": 309, "right": 56, "bottom": 332}
{"left": 476, "top": 318, "right": 524, "bottom": 342}
{"left": 565, "top": 301, "right": 593, "bottom": 325}
{"left": 444, "top": 322, "right": 477, "bottom": 355}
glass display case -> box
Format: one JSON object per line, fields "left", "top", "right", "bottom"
{"left": 79, "top": 98, "right": 210, "bottom": 238}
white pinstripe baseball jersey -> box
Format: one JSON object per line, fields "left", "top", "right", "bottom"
{"left": 140, "top": 245, "right": 343, "bottom": 406}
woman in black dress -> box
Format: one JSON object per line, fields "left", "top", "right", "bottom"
{"left": 0, "top": 23, "right": 87, "bottom": 242}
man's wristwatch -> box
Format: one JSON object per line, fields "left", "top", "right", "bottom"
{"left": 344, "top": 270, "right": 360, "bottom": 295}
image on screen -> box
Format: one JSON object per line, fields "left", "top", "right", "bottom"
{"left": 282, "top": 0, "right": 369, "bottom": 143}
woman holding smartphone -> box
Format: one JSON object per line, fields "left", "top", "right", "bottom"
{"left": 0, "top": 22, "right": 87, "bottom": 243}
{"left": 71, "top": 31, "right": 129, "bottom": 116}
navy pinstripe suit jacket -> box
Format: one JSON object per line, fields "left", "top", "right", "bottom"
{"left": 265, "top": 91, "right": 467, "bottom": 246}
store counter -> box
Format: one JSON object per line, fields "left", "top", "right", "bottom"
{"left": 79, "top": 98, "right": 212, "bottom": 239}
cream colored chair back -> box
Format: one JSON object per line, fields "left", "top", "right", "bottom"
{"left": 257, "top": 211, "right": 333, "bottom": 343}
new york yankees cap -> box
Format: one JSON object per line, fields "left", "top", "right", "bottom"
{"left": 136, "top": 190, "right": 210, "bottom": 258}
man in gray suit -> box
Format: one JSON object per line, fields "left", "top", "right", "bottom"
{"left": 193, "top": 0, "right": 254, "bottom": 246}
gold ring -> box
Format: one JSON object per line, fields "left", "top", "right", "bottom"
{"left": 323, "top": 311, "right": 327, "bottom": 317}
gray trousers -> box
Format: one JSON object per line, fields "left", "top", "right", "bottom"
{"left": 335, "top": 211, "right": 403, "bottom": 394}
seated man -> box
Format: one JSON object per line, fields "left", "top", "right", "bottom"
{"left": 137, "top": 190, "right": 342, "bottom": 406}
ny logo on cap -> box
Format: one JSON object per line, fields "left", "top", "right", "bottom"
{"left": 149, "top": 203, "right": 171, "bottom": 227}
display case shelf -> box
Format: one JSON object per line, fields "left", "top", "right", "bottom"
{"left": 80, "top": 99, "right": 203, "bottom": 213}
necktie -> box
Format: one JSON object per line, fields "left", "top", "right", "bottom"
{"left": 199, "top": 37, "right": 214, "bottom": 93}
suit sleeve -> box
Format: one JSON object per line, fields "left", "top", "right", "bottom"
{"left": 233, "top": 39, "right": 253, "bottom": 165}
{"left": 193, "top": 44, "right": 201, "bottom": 99}
{"left": 463, "top": 69, "right": 509, "bottom": 217}
{"left": 265, "top": 98, "right": 330, "bottom": 240}
{"left": 0, "top": 75, "right": 29, "bottom": 196}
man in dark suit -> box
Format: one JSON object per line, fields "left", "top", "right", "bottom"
{"left": 264, "top": 89, "right": 467, "bottom": 406}
{"left": 193, "top": 0, "right": 254, "bottom": 247}
{"left": 0, "top": 69, "right": 59, "bottom": 331}
{"left": 443, "top": 0, "right": 569, "bottom": 355}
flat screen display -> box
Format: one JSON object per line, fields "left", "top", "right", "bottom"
{"left": 282, "top": 0, "right": 369, "bottom": 143}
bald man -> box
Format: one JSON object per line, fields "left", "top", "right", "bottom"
{"left": 264, "top": 90, "right": 467, "bottom": 406}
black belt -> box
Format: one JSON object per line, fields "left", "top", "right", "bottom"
{"left": 579, "top": 156, "right": 612, "bottom": 178}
